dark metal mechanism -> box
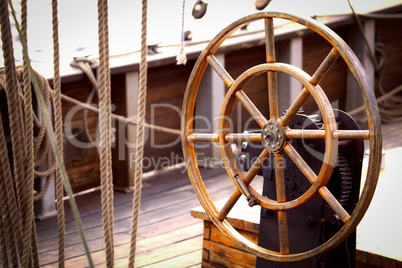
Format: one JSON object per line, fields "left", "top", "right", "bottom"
{"left": 241, "top": 110, "right": 364, "bottom": 267}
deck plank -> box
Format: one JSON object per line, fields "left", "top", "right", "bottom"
{"left": 37, "top": 167, "right": 238, "bottom": 267}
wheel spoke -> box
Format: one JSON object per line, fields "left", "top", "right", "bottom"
{"left": 311, "top": 47, "right": 340, "bottom": 85}
{"left": 278, "top": 211, "right": 290, "bottom": 254}
{"left": 187, "top": 132, "right": 263, "bottom": 143}
{"left": 279, "top": 88, "right": 310, "bottom": 127}
{"left": 235, "top": 90, "right": 268, "bottom": 127}
{"left": 217, "top": 149, "right": 269, "bottom": 220}
{"left": 318, "top": 187, "right": 350, "bottom": 222}
{"left": 275, "top": 153, "right": 286, "bottom": 202}
{"left": 333, "top": 130, "right": 370, "bottom": 139}
{"left": 279, "top": 48, "right": 340, "bottom": 127}
{"left": 207, "top": 55, "right": 234, "bottom": 87}
{"left": 283, "top": 144, "right": 317, "bottom": 183}
{"left": 286, "top": 129, "right": 370, "bottom": 140}
{"left": 187, "top": 133, "right": 218, "bottom": 143}
{"left": 265, "top": 18, "right": 279, "bottom": 120}
{"left": 275, "top": 153, "right": 290, "bottom": 254}
{"left": 284, "top": 144, "right": 350, "bottom": 222}
{"left": 225, "top": 133, "right": 262, "bottom": 143}
{"left": 265, "top": 18, "right": 276, "bottom": 63}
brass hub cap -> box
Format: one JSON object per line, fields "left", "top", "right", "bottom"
{"left": 261, "top": 121, "right": 286, "bottom": 153}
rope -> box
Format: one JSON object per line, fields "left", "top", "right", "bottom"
{"left": 128, "top": 0, "right": 148, "bottom": 266}
{"left": 69, "top": 58, "right": 99, "bottom": 146}
{"left": 347, "top": 0, "right": 402, "bottom": 123}
{"left": 0, "top": 66, "right": 58, "bottom": 191}
{"left": 176, "top": 0, "right": 187, "bottom": 65}
{"left": 61, "top": 89, "right": 181, "bottom": 135}
{"left": 0, "top": 108, "right": 20, "bottom": 267}
{"left": 97, "top": 0, "right": 115, "bottom": 266}
{"left": 51, "top": 0, "right": 66, "bottom": 266}
{"left": 20, "top": 0, "right": 38, "bottom": 266}
{"left": 1, "top": 1, "right": 27, "bottom": 265}
{"left": 0, "top": 3, "right": 66, "bottom": 262}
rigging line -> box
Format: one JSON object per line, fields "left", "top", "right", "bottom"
{"left": 51, "top": 0, "right": 67, "bottom": 266}
{"left": 1, "top": 1, "right": 26, "bottom": 265}
{"left": 97, "top": 0, "right": 115, "bottom": 266}
{"left": 20, "top": 0, "right": 38, "bottom": 265}
{"left": 129, "top": 0, "right": 148, "bottom": 266}
{"left": 347, "top": 0, "right": 402, "bottom": 123}
{"left": 176, "top": 0, "right": 187, "bottom": 65}
{"left": 60, "top": 93, "right": 181, "bottom": 135}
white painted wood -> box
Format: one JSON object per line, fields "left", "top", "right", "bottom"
{"left": 277, "top": 37, "right": 303, "bottom": 114}
{"left": 123, "top": 71, "right": 139, "bottom": 187}
{"left": 346, "top": 20, "right": 375, "bottom": 121}
{"left": 195, "top": 54, "right": 226, "bottom": 167}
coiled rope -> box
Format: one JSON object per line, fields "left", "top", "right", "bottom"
{"left": 0, "top": 0, "right": 45, "bottom": 265}
{"left": 347, "top": 0, "right": 402, "bottom": 123}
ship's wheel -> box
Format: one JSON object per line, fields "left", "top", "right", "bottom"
{"left": 181, "top": 12, "right": 382, "bottom": 262}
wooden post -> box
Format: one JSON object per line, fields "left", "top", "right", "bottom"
{"left": 195, "top": 53, "right": 226, "bottom": 168}
{"left": 112, "top": 71, "right": 139, "bottom": 192}
{"left": 346, "top": 20, "right": 375, "bottom": 121}
{"left": 277, "top": 37, "right": 303, "bottom": 114}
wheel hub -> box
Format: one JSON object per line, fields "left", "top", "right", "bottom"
{"left": 261, "top": 121, "right": 286, "bottom": 153}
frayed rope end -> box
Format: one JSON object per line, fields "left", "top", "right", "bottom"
{"left": 176, "top": 48, "right": 187, "bottom": 65}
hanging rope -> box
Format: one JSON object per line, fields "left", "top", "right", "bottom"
{"left": 0, "top": 0, "right": 28, "bottom": 265}
{"left": 51, "top": 0, "right": 66, "bottom": 266}
{"left": 128, "top": 0, "right": 148, "bottom": 266}
{"left": 97, "top": 0, "right": 115, "bottom": 266}
{"left": 176, "top": 0, "right": 187, "bottom": 65}
{"left": 20, "top": 0, "right": 41, "bottom": 266}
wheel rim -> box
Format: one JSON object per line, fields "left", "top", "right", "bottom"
{"left": 181, "top": 11, "right": 382, "bottom": 262}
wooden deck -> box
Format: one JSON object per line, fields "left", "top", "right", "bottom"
{"left": 36, "top": 166, "right": 238, "bottom": 267}
{"left": 35, "top": 121, "right": 402, "bottom": 267}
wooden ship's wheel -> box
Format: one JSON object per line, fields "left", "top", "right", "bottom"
{"left": 181, "top": 12, "right": 382, "bottom": 262}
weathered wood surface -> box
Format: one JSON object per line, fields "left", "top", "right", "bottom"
{"left": 201, "top": 221, "right": 258, "bottom": 268}
{"left": 36, "top": 166, "right": 239, "bottom": 267}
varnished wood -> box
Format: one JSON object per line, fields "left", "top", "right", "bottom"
{"left": 265, "top": 18, "right": 279, "bottom": 120}
{"left": 279, "top": 47, "right": 340, "bottom": 127}
{"left": 206, "top": 55, "right": 234, "bottom": 87}
{"left": 286, "top": 129, "right": 370, "bottom": 140}
{"left": 235, "top": 90, "right": 268, "bottom": 127}
{"left": 275, "top": 153, "right": 290, "bottom": 254}
{"left": 182, "top": 11, "right": 381, "bottom": 262}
